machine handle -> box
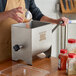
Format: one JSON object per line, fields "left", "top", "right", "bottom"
{"left": 13, "top": 44, "right": 23, "bottom": 51}
{"left": 52, "top": 21, "right": 64, "bottom": 33}
{"left": 52, "top": 20, "right": 76, "bottom": 33}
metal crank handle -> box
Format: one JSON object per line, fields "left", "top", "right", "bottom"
{"left": 52, "top": 21, "right": 64, "bottom": 33}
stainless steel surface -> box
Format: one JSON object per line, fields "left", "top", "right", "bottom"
{"left": 59, "top": 13, "right": 76, "bottom": 49}
{"left": 12, "top": 21, "right": 52, "bottom": 64}
{"left": 25, "top": 11, "right": 32, "bottom": 20}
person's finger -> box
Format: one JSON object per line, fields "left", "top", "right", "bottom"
{"left": 13, "top": 7, "right": 23, "bottom": 14}
{"left": 16, "top": 7, "right": 23, "bottom": 14}
{"left": 14, "top": 16, "right": 23, "bottom": 23}
{"left": 62, "top": 17, "right": 69, "bottom": 23}
{"left": 13, "top": 16, "right": 23, "bottom": 23}
{"left": 17, "top": 7, "right": 22, "bottom": 10}
{"left": 61, "top": 23, "right": 65, "bottom": 26}
{"left": 64, "top": 18, "right": 69, "bottom": 25}
{"left": 60, "top": 17, "right": 69, "bottom": 26}
{"left": 59, "top": 18, "right": 65, "bottom": 26}
{"left": 12, "top": 13, "right": 23, "bottom": 22}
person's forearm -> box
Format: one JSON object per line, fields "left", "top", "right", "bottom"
{"left": 40, "top": 16, "right": 59, "bottom": 24}
{"left": 0, "top": 11, "right": 9, "bottom": 22}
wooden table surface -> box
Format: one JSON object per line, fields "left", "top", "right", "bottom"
{"left": 0, "top": 57, "right": 74, "bottom": 76}
{"left": 33, "top": 57, "right": 68, "bottom": 76}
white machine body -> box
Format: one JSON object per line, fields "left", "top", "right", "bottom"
{"left": 12, "top": 21, "right": 52, "bottom": 65}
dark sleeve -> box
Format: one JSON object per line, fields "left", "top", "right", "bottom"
{"left": 0, "top": 0, "right": 3, "bottom": 12}
{"left": 0, "top": 0, "right": 7, "bottom": 12}
{"left": 29, "top": 0, "right": 44, "bottom": 21}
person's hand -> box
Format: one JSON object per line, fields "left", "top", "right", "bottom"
{"left": 57, "top": 17, "right": 69, "bottom": 26}
{"left": 7, "top": 7, "right": 23, "bottom": 23}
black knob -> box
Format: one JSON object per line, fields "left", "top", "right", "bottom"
{"left": 13, "top": 44, "right": 20, "bottom": 51}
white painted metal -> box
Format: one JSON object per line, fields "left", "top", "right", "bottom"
{"left": 12, "top": 21, "right": 52, "bottom": 65}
